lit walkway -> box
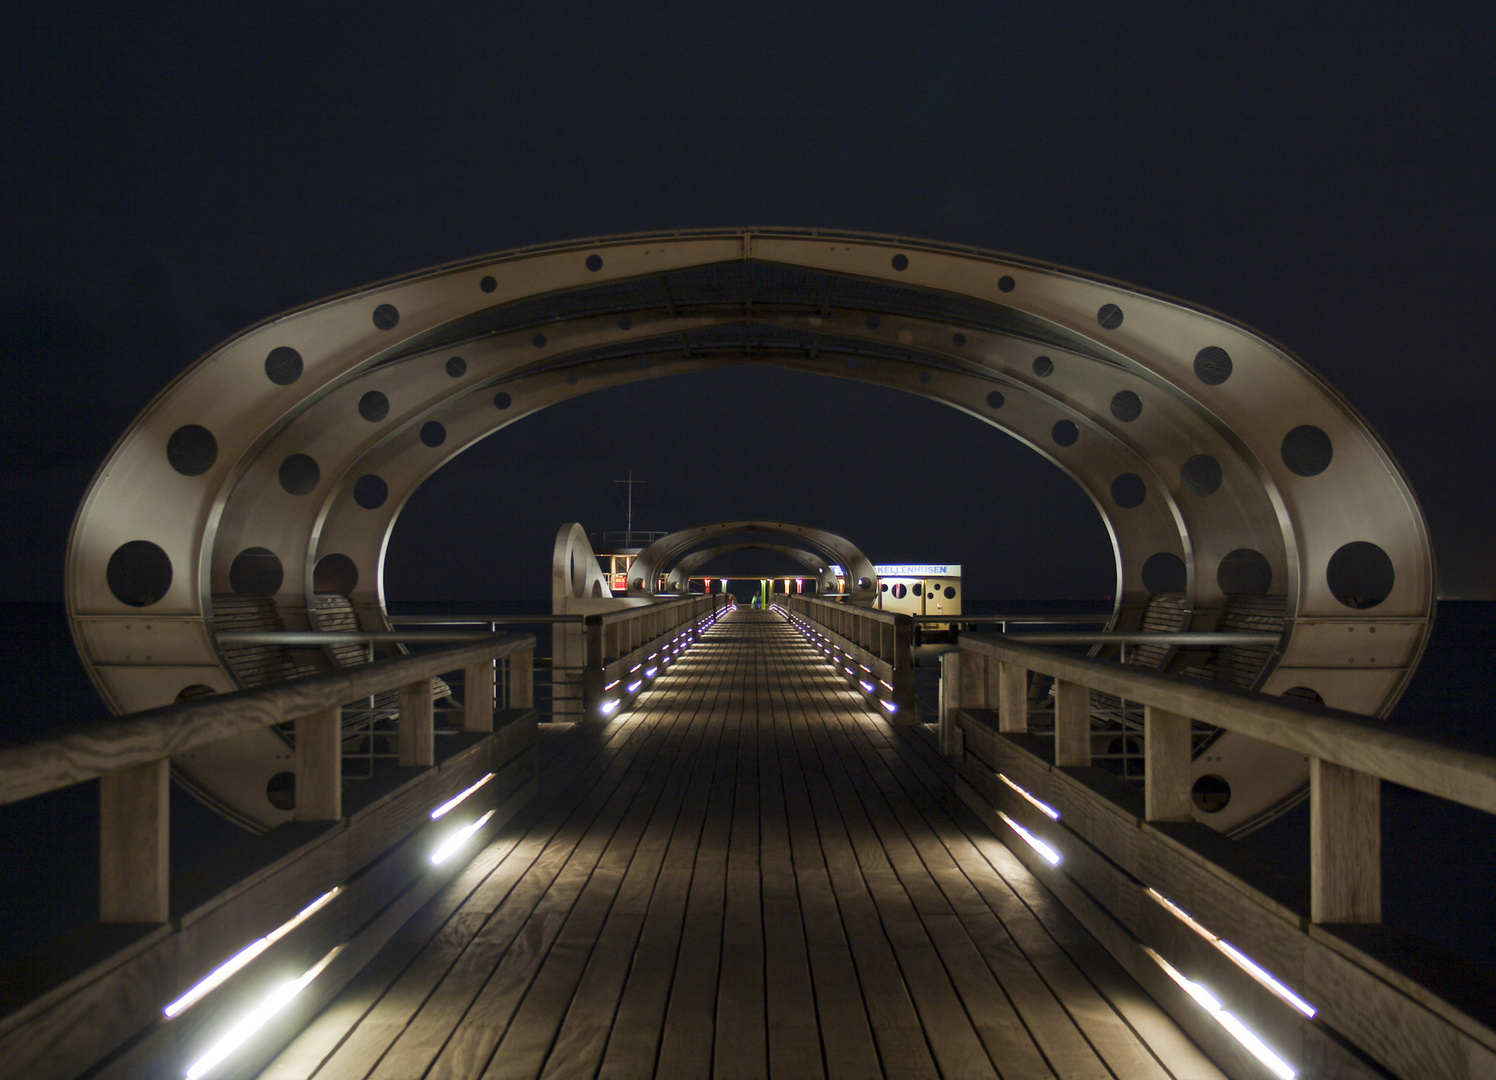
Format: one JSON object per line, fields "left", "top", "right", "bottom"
{"left": 260, "top": 610, "right": 1226, "bottom": 1079}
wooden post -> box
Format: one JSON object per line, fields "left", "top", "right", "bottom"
{"left": 998, "top": 662, "right": 1028, "bottom": 733}
{"left": 1311, "top": 759, "right": 1381, "bottom": 923}
{"left": 399, "top": 678, "right": 435, "bottom": 767}
{"left": 1054, "top": 680, "right": 1091, "bottom": 766}
{"left": 959, "top": 651, "right": 988, "bottom": 710}
{"left": 939, "top": 651, "right": 965, "bottom": 755}
{"left": 463, "top": 661, "right": 495, "bottom": 732}
{"left": 294, "top": 706, "right": 342, "bottom": 821}
{"left": 100, "top": 759, "right": 169, "bottom": 923}
{"left": 509, "top": 648, "right": 534, "bottom": 709}
{"left": 1144, "top": 705, "right": 1193, "bottom": 822}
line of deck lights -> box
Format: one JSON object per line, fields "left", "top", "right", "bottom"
{"left": 775, "top": 606, "right": 898, "bottom": 716}
{"left": 596, "top": 606, "right": 728, "bottom": 719}
{"left": 169, "top": 755, "right": 512, "bottom": 1076}
{"left": 984, "top": 769, "right": 1311, "bottom": 1078}
{"left": 174, "top": 608, "right": 737, "bottom": 1075}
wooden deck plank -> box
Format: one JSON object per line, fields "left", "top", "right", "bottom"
{"left": 261, "top": 610, "right": 1229, "bottom": 1080}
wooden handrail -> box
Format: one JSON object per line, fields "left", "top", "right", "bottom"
{"left": 0, "top": 634, "right": 536, "bottom": 809}
{"left": 956, "top": 632, "right": 1496, "bottom": 816}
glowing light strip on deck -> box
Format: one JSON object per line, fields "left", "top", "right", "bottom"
{"left": 1147, "top": 949, "right": 1296, "bottom": 1079}
{"left": 184, "top": 945, "right": 343, "bottom": 1078}
{"left": 1146, "top": 889, "right": 1317, "bottom": 1018}
{"left": 430, "top": 809, "right": 497, "bottom": 865}
{"left": 997, "top": 811, "right": 1060, "bottom": 865}
{"left": 997, "top": 774, "right": 1061, "bottom": 820}
{"left": 430, "top": 773, "right": 494, "bottom": 820}
{"left": 163, "top": 888, "right": 341, "bottom": 1018}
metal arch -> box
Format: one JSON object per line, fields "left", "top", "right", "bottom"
{"left": 623, "top": 524, "right": 877, "bottom": 600}
{"left": 665, "top": 544, "right": 831, "bottom": 592}
{"left": 66, "top": 228, "right": 1435, "bottom": 833}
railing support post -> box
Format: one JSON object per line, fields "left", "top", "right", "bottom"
{"left": 100, "top": 759, "right": 169, "bottom": 923}
{"left": 1144, "top": 705, "right": 1193, "bottom": 822}
{"left": 1311, "top": 758, "right": 1381, "bottom": 923}
{"left": 998, "top": 662, "right": 1028, "bottom": 733}
{"left": 582, "top": 615, "right": 606, "bottom": 722}
{"left": 399, "top": 678, "right": 435, "bottom": 767}
{"left": 1054, "top": 679, "right": 1090, "bottom": 766}
{"left": 295, "top": 705, "right": 342, "bottom": 821}
{"left": 939, "top": 651, "right": 962, "bottom": 755}
{"left": 509, "top": 647, "right": 534, "bottom": 710}
{"left": 463, "top": 661, "right": 495, "bottom": 732}
{"left": 959, "top": 651, "right": 988, "bottom": 710}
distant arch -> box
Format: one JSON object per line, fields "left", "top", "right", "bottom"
{"left": 627, "top": 523, "right": 877, "bottom": 601}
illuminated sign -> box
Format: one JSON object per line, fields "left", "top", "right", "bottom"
{"left": 874, "top": 564, "right": 961, "bottom": 576}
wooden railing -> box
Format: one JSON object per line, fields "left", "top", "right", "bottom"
{"left": 0, "top": 635, "right": 535, "bottom": 924}
{"left": 943, "top": 632, "right": 1496, "bottom": 1080}
{"left": 581, "top": 595, "right": 728, "bottom": 721}
{"left": 779, "top": 595, "right": 915, "bottom": 718}
{"left": 0, "top": 635, "right": 538, "bottom": 1080}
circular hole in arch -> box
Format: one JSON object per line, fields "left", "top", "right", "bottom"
{"left": 230, "top": 547, "right": 283, "bottom": 596}
{"left": 943, "top": 586, "right": 956, "bottom": 599}
{"left": 618, "top": 315, "right": 632, "bottom": 330}
{"left": 1111, "top": 473, "right": 1147, "bottom": 508}
{"left": 1217, "top": 548, "right": 1273, "bottom": 595}
{"left": 353, "top": 474, "right": 388, "bottom": 509}
{"left": 358, "top": 391, "right": 389, "bottom": 422}
{"left": 1097, "top": 303, "right": 1124, "bottom": 330}
{"left": 372, "top": 304, "right": 400, "bottom": 331}
{"left": 638, "top": 357, "right": 651, "bottom": 369}
{"left": 998, "top": 275, "right": 1015, "bottom": 293}
{"left": 918, "top": 371, "right": 931, "bottom": 384}
{"left": 986, "top": 390, "right": 1005, "bottom": 409}
{"left": 313, "top": 553, "right": 359, "bottom": 593}
{"left": 1180, "top": 454, "right": 1222, "bottom": 496}
{"left": 420, "top": 421, "right": 447, "bottom": 448}
{"left": 166, "top": 424, "right": 217, "bottom": 476}
{"left": 1142, "top": 552, "right": 1187, "bottom": 594}
{"left": 175, "top": 684, "right": 216, "bottom": 703}
{"left": 532, "top": 333, "right": 547, "bottom": 348}
{"left": 279, "top": 453, "right": 320, "bottom": 495}
{"left": 266, "top": 771, "right": 296, "bottom": 812}
{"left": 1051, "top": 419, "right": 1078, "bottom": 446}
{"left": 445, "top": 356, "right": 467, "bottom": 378}
{"left": 106, "top": 540, "right": 172, "bottom": 607}
{"left": 1281, "top": 425, "right": 1333, "bottom": 476}
{"left": 479, "top": 275, "right": 497, "bottom": 293}
{"left": 565, "top": 372, "right": 579, "bottom": 385}
{"left": 1109, "top": 390, "right": 1142, "bottom": 422}
{"left": 1193, "top": 346, "right": 1233, "bottom": 385}
{"left": 891, "top": 253, "right": 909, "bottom": 271}
{"left": 264, "top": 346, "right": 303, "bottom": 385}
{"left": 1326, "top": 541, "right": 1395, "bottom": 609}
{"left": 1032, "top": 355, "right": 1054, "bottom": 378}
{"left": 951, "top": 332, "right": 967, "bottom": 347}
{"left": 493, "top": 390, "right": 513, "bottom": 410}
{"left": 1192, "top": 774, "right": 1231, "bottom": 813}
{"left": 855, "top": 577, "right": 871, "bottom": 590}
{"left": 1281, "top": 686, "right": 1324, "bottom": 706}
{"left": 586, "top": 253, "right": 603, "bottom": 271}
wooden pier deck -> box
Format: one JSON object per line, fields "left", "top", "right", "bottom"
{"left": 260, "top": 610, "right": 1227, "bottom": 1080}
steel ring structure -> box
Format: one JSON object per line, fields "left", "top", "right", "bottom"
{"left": 67, "top": 228, "right": 1435, "bottom": 832}
{"left": 664, "top": 543, "right": 837, "bottom": 594}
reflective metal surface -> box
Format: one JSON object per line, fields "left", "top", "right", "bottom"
{"left": 68, "top": 229, "right": 1435, "bottom": 831}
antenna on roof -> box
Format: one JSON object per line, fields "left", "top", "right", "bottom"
{"left": 612, "top": 469, "right": 647, "bottom": 547}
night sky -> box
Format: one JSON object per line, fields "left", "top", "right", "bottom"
{"left": 3, "top": 4, "right": 1493, "bottom": 602}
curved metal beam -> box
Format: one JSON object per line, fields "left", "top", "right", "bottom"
{"left": 66, "top": 228, "right": 1435, "bottom": 833}
{"left": 625, "top": 522, "right": 878, "bottom": 602}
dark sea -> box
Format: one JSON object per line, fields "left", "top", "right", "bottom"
{"left": 1, "top": 600, "right": 1492, "bottom": 972}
